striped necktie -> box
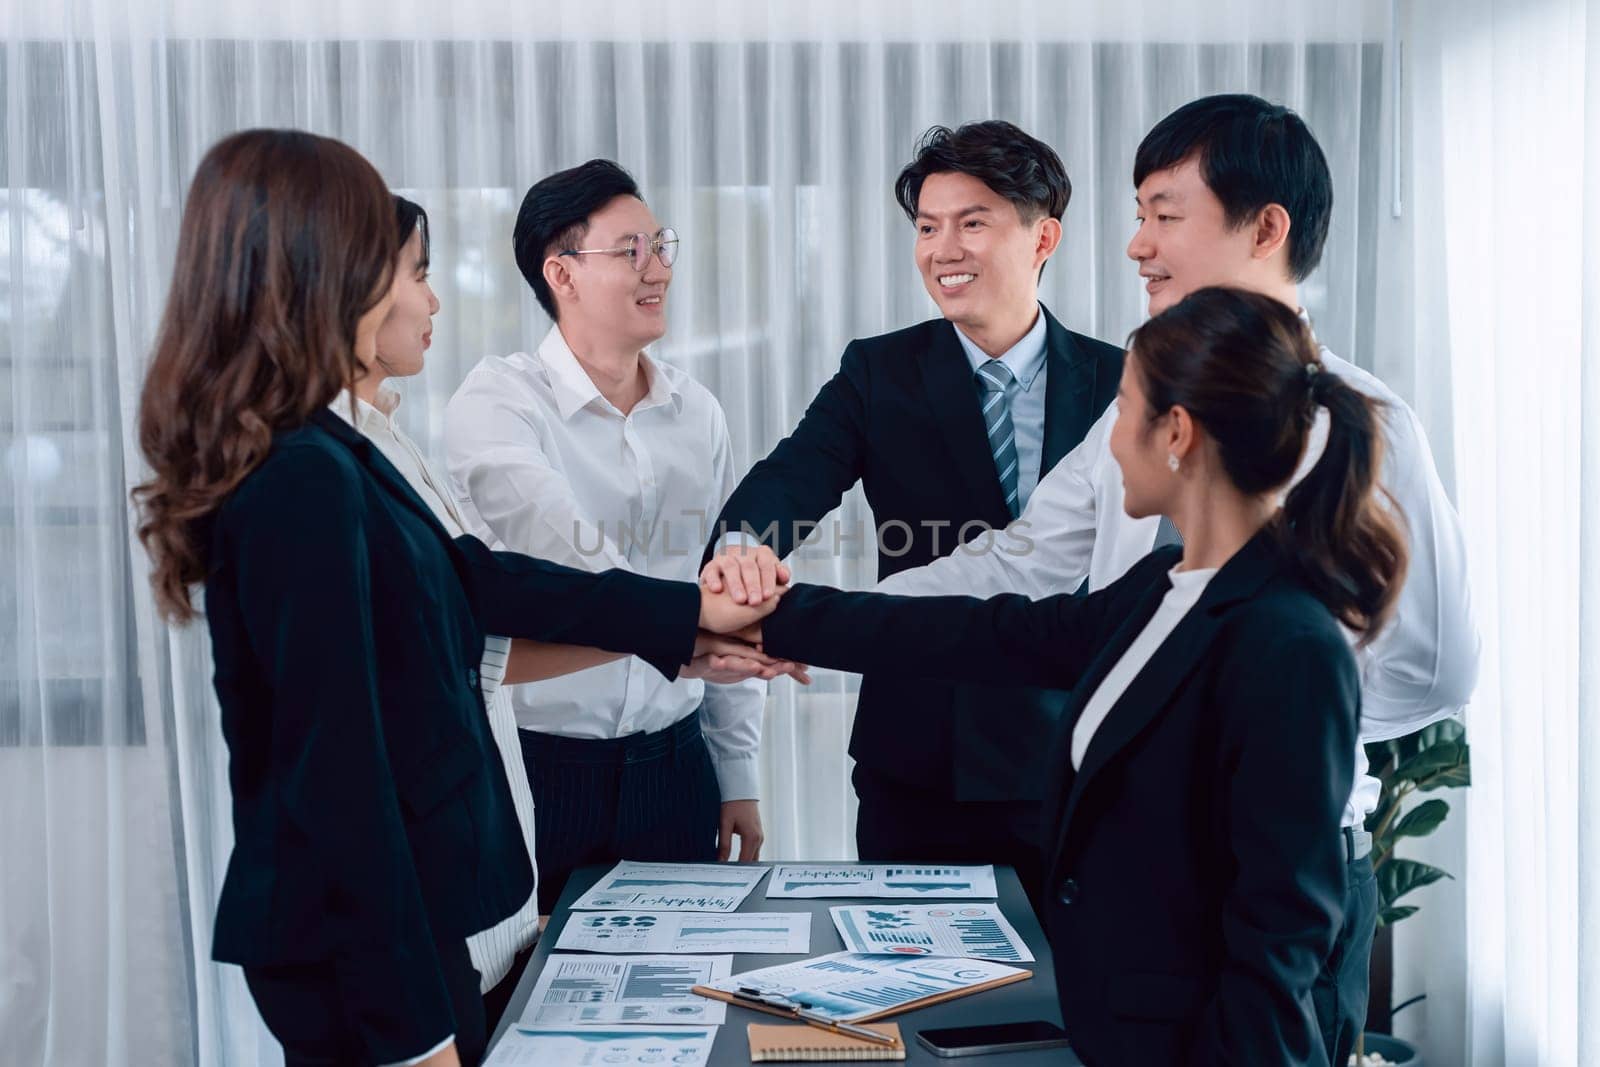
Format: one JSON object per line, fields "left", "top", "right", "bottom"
{"left": 975, "top": 360, "right": 1021, "bottom": 518}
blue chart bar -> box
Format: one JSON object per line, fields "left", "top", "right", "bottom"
{"left": 810, "top": 959, "right": 879, "bottom": 975}
{"left": 881, "top": 883, "right": 971, "bottom": 892}
{"left": 952, "top": 918, "right": 1017, "bottom": 960}
{"left": 620, "top": 965, "right": 699, "bottom": 1000}
{"left": 867, "top": 930, "right": 932, "bottom": 947}
{"left": 549, "top": 978, "right": 609, "bottom": 1002}
{"left": 611, "top": 879, "right": 745, "bottom": 889}
{"left": 835, "top": 980, "right": 945, "bottom": 1009}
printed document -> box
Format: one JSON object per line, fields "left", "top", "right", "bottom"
{"left": 485, "top": 1026, "right": 716, "bottom": 1066}
{"left": 830, "top": 904, "right": 1034, "bottom": 963}
{"left": 571, "top": 861, "right": 768, "bottom": 912}
{"left": 519, "top": 954, "right": 733, "bottom": 1026}
{"left": 557, "top": 911, "right": 811, "bottom": 955}
{"left": 766, "top": 864, "right": 997, "bottom": 899}
{"left": 698, "top": 952, "right": 1026, "bottom": 1023}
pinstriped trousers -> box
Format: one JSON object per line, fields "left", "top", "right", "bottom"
{"left": 518, "top": 709, "right": 721, "bottom": 913}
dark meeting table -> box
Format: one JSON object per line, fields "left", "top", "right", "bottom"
{"left": 487, "top": 862, "right": 1083, "bottom": 1064}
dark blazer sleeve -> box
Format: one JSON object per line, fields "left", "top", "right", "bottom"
{"left": 229, "top": 444, "right": 454, "bottom": 1063}
{"left": 1190, "top": 621, "right": 1359, "bottom": 1067}
{"left": 451, "top": 535, "right": 699, "bottom": 679}
{"left": 760, "top": 550, "right": 1176, "bottom": 690}
{"left": 705, "top": 341, "right": 871, "bottom": 562}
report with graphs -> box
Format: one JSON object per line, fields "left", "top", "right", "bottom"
{"left": 764, "top": 864, "right": 998, "bottom": 899}
{"left": 568, "top": 861, "right": 769, "bottom": 912}
{"left": 518, "top": 954, "right": 734, "bottom": 1026}
{"left": 829, "top": 904, "right": 1034, "bottom": 963}
{"left": 695, "top": 952, "right": 1028, "bottom": 1023}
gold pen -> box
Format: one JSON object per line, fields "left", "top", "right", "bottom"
{"left": 732, "top": 987, "right": 900, "bottom": 1047}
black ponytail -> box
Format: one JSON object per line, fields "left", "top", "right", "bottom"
{"left": 1128, "top": 287, "right": 1408, "bottom": 642}
{"left": 1280, "top": 369, "right": 1408, "bottom": 642}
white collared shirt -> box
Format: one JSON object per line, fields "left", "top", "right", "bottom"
{"left": 443, "top": 326, "right": 763, "bottom": 802}
{"left": 875, "top": 332, "right": 1481, "bottom": 826}
{"left": 327, "top": 388, "right": 541, "bottom": 1000}
{"left": 952, "top": 307, "right": 1050, "bottom": 511}
{"left": 1071, "top": 563, "right": 1218, "bottom": 770}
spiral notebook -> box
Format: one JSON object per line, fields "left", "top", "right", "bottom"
{"left": 747, "top": 1022, "right": 905, "bottom": 1062}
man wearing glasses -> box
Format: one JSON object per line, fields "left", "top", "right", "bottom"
{"left": 445, "top": 159, "right": 772, "bottom": 913}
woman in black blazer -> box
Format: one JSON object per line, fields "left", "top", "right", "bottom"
{"left": 132, "top": 131, "right": 759, "bottom": 1067}
{"left": 720, "top": 288, "right": 1408, "bottom": 1066}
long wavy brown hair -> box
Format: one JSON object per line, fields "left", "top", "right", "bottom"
{"left": 132, "top": 129, "right": 397, "bottom": 622}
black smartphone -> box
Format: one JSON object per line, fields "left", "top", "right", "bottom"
{"left": 915, "top": 1020, "right": 1071, "bottom": 1057}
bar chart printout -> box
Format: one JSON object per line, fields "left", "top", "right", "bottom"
{"left": 766, "top": 864, "right": 998, "bottom": 899}
{"left": 519, "top": 954, "right": 733, "bottom": 1026}
{"left": 570, "top": 861, "right": 769, "bottom": 912}
{"left": 830, "top": 904, "right": 1035, "bottom": 963}
{"left": 698, "top": 952, "right": 1027, "bottom": 1022}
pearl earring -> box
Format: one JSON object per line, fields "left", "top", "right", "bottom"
{"left": 1168, "top": 452, "right": 1180, "bottom": 473}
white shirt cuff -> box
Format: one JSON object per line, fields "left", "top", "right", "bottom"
{"left": 716, "top": 530, "right": 760, "bottom": 553}
{"left": 384, "top": 1033, "right": 453, "bottom": 1067}
{"left": 710, "top": 753, "right": 760, "bottom": 801}
{"left": 479, "top": 634, "right": 512, "bottom": 698}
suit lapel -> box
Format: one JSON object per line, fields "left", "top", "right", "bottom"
{"left": 917, "top": 321, "right": 1013, "bottom": 523}
{"left": 1044, "top": 533, "right": 1285, "bottom": 877}
{"left": 1038, "top": 571, "right": 1173, "bottom": 866}
{"left": 310, "top": 408, "right": 465, "bottom": 558}
{"left": 1038, "top": 306, "right": 1102, "bottom": 476}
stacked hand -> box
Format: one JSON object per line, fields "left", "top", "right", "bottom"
{"left": 689, "top": 544, "right": 803, "bottom": 683}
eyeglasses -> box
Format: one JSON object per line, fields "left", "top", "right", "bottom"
{"left": 558, "top": 227, "right": 679, "bottom": 272}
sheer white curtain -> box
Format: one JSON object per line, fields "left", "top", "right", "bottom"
{"left": 1396, "top": 0, "right": 1600, "bottom": 1064}
{"left": 2, "top": 2, "right": 1392, "bottom": 1064}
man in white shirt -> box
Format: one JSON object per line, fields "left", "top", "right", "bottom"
{"left": 712, "top": 95, "right": 1480, "bottom": 1067}
{"left": 445, "top": 160, "right": 770, "bottom": 913}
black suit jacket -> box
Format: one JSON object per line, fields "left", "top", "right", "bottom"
{"left": 761, "top": 533, "right": 1356, "bottom": 1066}
{"left": 709, "top": 307, "right": 1123, "bottom": 800}
{"left": 203, "top": 409, "right": 698, "bottom": 1063}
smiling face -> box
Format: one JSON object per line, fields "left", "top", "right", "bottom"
{"left": 374, "top": 227, "right": 439, "bottom": 379}
{"left": 553, "top": 194, "right": 671, "bottom": 350}
{"left": 1127, "top": 156, "right": 1263, "bottom": 317}
{"left": 914, "top": 171, "right": 1055, "bottom": 338}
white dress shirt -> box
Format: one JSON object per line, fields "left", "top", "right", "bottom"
{"left": 328, "top": 388, "right": 540, "bottom": 1000}
{"left": 444, "top": 326, "right": 763, "bottom": 802}
{"left": 1071, "top": 564, "right": 1217, "bottom": 770}
{"left": 952, "top": 307, "right": 1049, "bottom": 511}
{"left": 876, "top": 328, "right": 1481, "bottom": 825}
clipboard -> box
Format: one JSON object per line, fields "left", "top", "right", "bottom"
{"left": 692, "top": 966, "right": 1031, "bottom": 1024}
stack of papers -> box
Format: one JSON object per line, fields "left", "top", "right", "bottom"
{"left": 698, "top": 952, "right": 1028, "bottom": 1023}
{"left": 508, "top": 861, "right": 797, "bottom": 1064}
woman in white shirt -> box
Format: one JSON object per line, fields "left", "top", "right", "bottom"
{"left": 715, "top": 287, "right": 1410, "bottom": 1066}
{"left": 349, "top": 196, "right": 796, "bottom": 1034}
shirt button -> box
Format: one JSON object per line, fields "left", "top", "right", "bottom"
{"left": 466, "top": 667, "right": 480, "bottom": 689}
{"left": 1057, "top": 878, "right": 1081, "bottom": 906}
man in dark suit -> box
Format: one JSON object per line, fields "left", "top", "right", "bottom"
{"left": 702, "top": 121, "right": 1122, "bottom": 894}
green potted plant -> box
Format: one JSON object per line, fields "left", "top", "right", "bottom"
{"left": 1353, "top": 718, "right": 1471, "bottom": 1066}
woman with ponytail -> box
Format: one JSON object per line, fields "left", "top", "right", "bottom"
{"left": 706, "top": 286, "right": 1407, "bottom": 1066}
{"left": 132, "top": 132, "right": 763, "bottom": 1067}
